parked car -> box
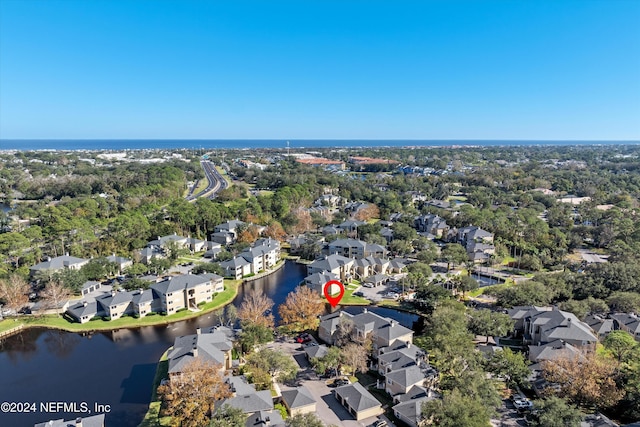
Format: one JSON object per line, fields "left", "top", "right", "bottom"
{"left": 513, "top": 398, "right": 534, "bottom": 412}
{"left": 362, "top": 282, "right": 374, "bottom": 288}
{"left": 296, "top": 333, "right": 312, "bottom": 343}
{"left": 334, "top": 378, "right": 350, "bottom": 387}
{"left": 374, "top": 419, "right": 387, "bottom": 427}
{"left": 353, "top": 291, "right": 364, "bottom": 297}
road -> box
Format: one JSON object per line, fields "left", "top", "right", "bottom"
{"left": 186, "top": 160, "right": 229, "bottom": 201}
{"left": 265, "top": 338, "right": 391, "bottom": 427}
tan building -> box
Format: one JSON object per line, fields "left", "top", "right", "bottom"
{"left": 280, "top": 386, "right": 316, "bottom": 416}
{"left": 151, "top": 273, "right": 220, "bottom": 314}
{"left": 334, "top": 382, "right": 383, "bottom": 421}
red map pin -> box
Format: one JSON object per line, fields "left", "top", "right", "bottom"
{"left": 323, "top": 280, "right": 345, "bottom": 308}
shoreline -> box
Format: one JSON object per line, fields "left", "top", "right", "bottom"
{"left": 0, "top": 279, "right": 239, "bottom": 337}
{"left": 0, "top": 260, "right": 286, "bottom": 338}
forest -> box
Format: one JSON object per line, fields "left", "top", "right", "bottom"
{"left": 1, "top": 144, "right": 640, "bottom": 425}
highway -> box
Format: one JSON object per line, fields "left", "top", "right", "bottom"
{"left": 186, "top": 160, "right": 229, "bottom": 201}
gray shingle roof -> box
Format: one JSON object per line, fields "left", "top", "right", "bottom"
{"left": 30, "top": 255, "right": 88, "bottom": 271}
{"left": 67, "top": 301, "right": 99, "bottom": 319}
{"left": 304, "top": 344, "right": 329, "bottom": 359}
{"left": 220, "top": 257, "right": 251, "bottom": 269}
{"left": 395, "top": 385, "right": 430, "bottom": 403}
{"left": 168, "top": 332, "right": 231, "bottom": 374}
{"left": 151, "top": 274, "right": 212, "bottom": 295}
{"left": 132, "top": 289, "right": 154, "bottom": 305}
{"left": 96, "top": 291, "right": 133, "bottom": 307}
{"left": 106, "top": 254, "right": 132, "bottom": 265}
{"left": 528, "top": 339, "right": 582, "bottom": 363}
{"left": 334, "top": 382, "right": 381, "bottom": 412}
{"left": 379, "top": 352, "right": 418, "bottom": 371}
{"left": 246, "top": 410, "right": 285, "bottom": 427}
{"left": 281, "top": 386, "right": 316, "bottom": 409}
{"left": 385, "top": 365, "right": 425, "bottom": 388}
{"left": 308, "top": 254, "right": 353, "bottom": 271}
{"left": 393, "top": 397, "right": 432, "bottom": 427}
{"left": 305, "top": 272, "right": 339, "bottom": 287}
{"left": 221, "top": 390, "right": 273, "bottom": 413}
{"left": 225, "top": 375, "right": 256, "bottom": 396}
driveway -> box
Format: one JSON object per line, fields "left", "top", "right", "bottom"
{"left": 300, "top": 378, "right": 392, "bottom": 427}
{"left": 266, "top": 337, "right": 392, "bottom": 427}
{"left": 490, "top": 399, "right": 528, "bottom": 427}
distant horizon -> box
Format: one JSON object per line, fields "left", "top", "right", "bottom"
{"left": 3, "top": 138, "right": 640, "bottom": 142}
{"left": 2, "top": 138, "right": 638, "bottom": 152}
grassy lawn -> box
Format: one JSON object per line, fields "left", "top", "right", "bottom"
{"left": 341, "top": 283, "right": 370, "bottom": 305}
{"left": 0, "top": 279, "right": 241, "bottom": 334}
{"left": 215, "top": 166, "right": 232, "bottom": 187}
{"left": 467, "top": 280, "right": 515, "bottom": 298}
{"left": 378, "top": 299, "right": 401, "bottom": 308}
{"left": 0, "top": 319, "right": 23, "bottom": 334}
{"left": 191, "top": 178, "right": 210, "bottom": 196}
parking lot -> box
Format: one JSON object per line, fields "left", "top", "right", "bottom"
{"left": 264, "top": 336, "right": 394, "bottom": 427}
{"left": 355, "top": 274, "right": 406, "bottom": 303}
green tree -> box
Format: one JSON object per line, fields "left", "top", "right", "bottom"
{"left": 285, "top": 413, "right": 324, "bottom": 427}
{"left": 312, "top": 346, "right": 341, "bottom": 377}
{"left": 192, "top": 262, "right": 225, "bottom": 276}
{"left": 453, "top": 275, "right": 478, "bottom": 298}
{"left": 492, "top": 281, "right": 553, "bottom": 308}
{"left": 121, "top": 277, "right": 152, "bottom": 291}
{"left": 237, "top": 323, "right": 273, "bottom": 354}
{"left": 468, "top": 309, "right": 514, "bottom": 343}
{"left": 53, "top": 268, "right": 87, "bottom": 294}
{"left": 421, "top": 388, "right": 493, "bottom": 427}
{"left": 209, "top": 404, "right": 246, "bottom": 427}
{"left": 416, "top": 241, "right": 439, "bottom": 264}
{"left": 245, "top": 348, "right": 298, "bottom": 385}
{"left": 485, "top": 347, "right": 530, "bottom": 388}
{"left": 603, "top": 331, "right": 640, "bottom": 363}
{"left": 81, "top": 258, "right": 118, "bottom": 280}
{"left": 440, "top": 243, "right": 468, "bottom": 271}
{"left": 532, "top": 396, "right": 583, "bottom": 427}
{"left": 607, "top": 291, "right": 640, "bottom": 313}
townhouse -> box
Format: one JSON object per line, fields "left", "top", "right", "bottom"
{"left": 67, "top": 273, "right": 223, "bottom": 322}
{"left": 307, "top": 254, "right": 354, "bottom": 283}
{"left": 507, "top": 306, "right": 598, "bottom": 349}
{"left": 219, "top": 238, "right": 281, "bottom": 279}
{"left": 328, "top": 238, "right": 387, "bottom": 259}
{"left": 167, "top": 326, "right": 234, "bottom": 374}
{"left": 29, "top": 254, "right": 89, "bottom": 278}
{"left": 414, "top": 214, "right": 449, "bottom": 239}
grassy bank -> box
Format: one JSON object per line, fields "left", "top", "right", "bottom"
{"left": 139, "top": 350, "right": 171, "bottom": 427}
{"left": 0, "top": 279, "right": 241, "bottom": 335}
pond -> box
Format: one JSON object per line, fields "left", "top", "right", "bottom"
{"left": 0, "top": 261, "right": 420, "bottom": 427}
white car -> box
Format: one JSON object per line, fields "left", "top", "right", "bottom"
{"left": 513, "top": 398, "right": 534, "bottom": 412}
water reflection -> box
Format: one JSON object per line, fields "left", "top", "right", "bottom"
{"left": 44, "top": 330, "right": 80, "bottom": 358}
{"left": 0, "top": 261, "right": 420, "bottom": 427}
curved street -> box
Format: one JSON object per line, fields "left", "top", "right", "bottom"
{"left": 186, "top": 160, "right": 229, "bottom": 201}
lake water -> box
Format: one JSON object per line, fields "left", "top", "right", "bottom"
{"left": 0, "top": 261, "right": 419, "bottom": 427}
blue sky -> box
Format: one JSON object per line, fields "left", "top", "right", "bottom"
{"left": 1, "top": 0, "right": 639, "bottom": 140}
